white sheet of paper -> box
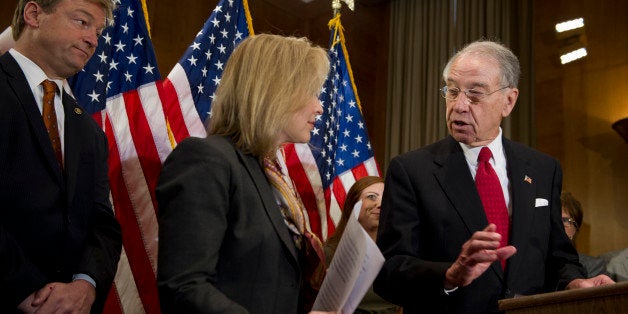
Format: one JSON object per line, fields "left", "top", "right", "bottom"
{"left": 312, "top": 200, "right": 385, "bottom": 313}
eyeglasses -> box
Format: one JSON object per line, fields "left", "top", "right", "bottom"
{"left": 440, "top": 86, "right": 510, "bottom": 103}
{"left": 561, "top": 217, "right": 579, "bottom": 229}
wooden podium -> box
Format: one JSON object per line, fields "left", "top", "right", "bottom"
{"left": 499, "top": 281, "right": 628, "bottom": 313}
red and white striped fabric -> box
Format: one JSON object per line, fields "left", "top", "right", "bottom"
{"left": 68, "top": 0, "right": 204, "bottom": 311}
{"left": 283, "top": 145, "right": 380, "bottom": 241}
{"left": 99, "top": 69, "right": 204, "bottom": 314}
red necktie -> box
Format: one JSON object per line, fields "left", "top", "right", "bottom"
{"left": 475, "top": 147, "right": 509, "bottom": 269}
{"left": 41, "top": 80, "right": 63, "bottom": 169}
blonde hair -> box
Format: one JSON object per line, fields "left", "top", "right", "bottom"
{"left": 208, "top": 34, "right": 330, "bottom": 157}
{"left": 12, "top": 0, "right": 116, "bottom": 40}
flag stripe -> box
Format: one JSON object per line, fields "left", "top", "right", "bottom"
{"left": 121, "top": 91, "right": 161, "bottom": 211}
{"left": 103, "top": 283, "right": 124, "bottom": 314}
{"left": 158, "top": 77, "right": 191, "bottom": 143}
{"left": 105, "top": 103, "right": 160, "bottom": 312}
{"left": 107, "top": 96, "right": 159, "bottom": 273}
{"left": 293, "top": 143, "right": 329, "bottom": 238}
{"left": 349, "top": 162, "right": 368, "bottom": 179}
{"left": 283, "top": 144, "right": 322, "bottom": 237}
{"left": 331, "top": 177, "right": 348, "bottom": 216}
{"left": 113, "top": 248, "right": 146, "bottom": 314}
{"left": 166, "top": 65, "right": 208, "bottom": 138}
{"left": 363, "top": 157, "right": 381, "bottom": 176}
{"left": 325, "top": 188, "right": 341, "bottom": 236}
{"left": 138, "top": 82, "right": 172, "bottom": 163}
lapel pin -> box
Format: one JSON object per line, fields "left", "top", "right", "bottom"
{"left": 524, "top": 175, "right": 532, "bottom": 184}
{"left": 74, "top": 107, "right": 83, "bottom": 115}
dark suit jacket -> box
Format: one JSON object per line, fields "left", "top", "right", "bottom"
{"left": 374, "top": 136, "right": 586, "bottom": 314}
{"left": 0, "top": 53, "right": 122, "bottom": 312}
{"left": 156, "top": 136, "right": 301, "bottom": 314}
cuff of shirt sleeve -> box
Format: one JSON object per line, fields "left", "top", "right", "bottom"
{"left": 72, "top": 273, "right": 96, "bottom": 288}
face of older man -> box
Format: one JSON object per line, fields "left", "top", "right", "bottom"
{"left": 444, "top": 53, "right": 519, "bottom": 147}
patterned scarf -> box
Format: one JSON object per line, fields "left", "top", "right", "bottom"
{"left": 263, "top": 155, "right": 326, "bottom": 313}
{"left": 263, "top": 156, "right": 307, "bottom": 238}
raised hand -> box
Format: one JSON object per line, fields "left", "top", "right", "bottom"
{"left": 445, "top": 224, "right": 517, "bottom": 288}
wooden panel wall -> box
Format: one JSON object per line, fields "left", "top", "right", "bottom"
{"left": 0, "top": 3, "right": 14, "bottom": 35}
{"left": 533, "top": 0, "right": 628, "bottom": 255}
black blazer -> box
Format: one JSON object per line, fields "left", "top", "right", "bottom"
{"left": 0, "top": 53, "right": 122, "bottom": 312}
{"left": 374, "top": 136, "right": 586, "bottom": 314}
{"left": 156, "top": 136, "right": 301, "bottom": 314}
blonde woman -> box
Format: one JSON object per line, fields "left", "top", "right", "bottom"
{"left": 156, "top": 34, "right": 330, "bottom": 313}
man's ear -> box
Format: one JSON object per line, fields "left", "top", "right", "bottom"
{"left": 502, "top": 87, "right": 519, "bottom": 118}
{"left": 22, "top": 2, "right": 43, "bottom": 28}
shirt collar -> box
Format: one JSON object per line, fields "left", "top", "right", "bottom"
{"left": 459, "top": 128, "right": 506, "bottom": 166}
{"left": 9, "top": 48, "right": 65, "bottom": 93}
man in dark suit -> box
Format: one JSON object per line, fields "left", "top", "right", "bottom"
{"left": 373, "top": 40, "right": 614, "bottom": 313}
{"left": 0, "top": 0, "right": 121, "bottom": 312}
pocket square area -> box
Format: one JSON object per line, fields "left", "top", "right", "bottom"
{"left": 535, "top": 198, "right": 549, "bottom": 207}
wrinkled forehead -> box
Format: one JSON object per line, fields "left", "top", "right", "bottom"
{"left": 447, "top": 53, "right": 502, "bottom": 86}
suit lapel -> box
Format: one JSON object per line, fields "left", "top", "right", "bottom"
{"left": 434, "top": 138, "right": 488, "bottom": 235}
{"left": 1, "top": 55, "right": 64, "bottom": 184}
{"left": 63, "top": 92, "right": 83, "bottom": 203}
{"left": 503, "top": 139, "right": 537, "bottom": 279}
{"left": 236, "top": 150, "right": 299, "bottom": 263}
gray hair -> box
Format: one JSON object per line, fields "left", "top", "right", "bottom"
{"left": 442, "top": 40, "right": 520, "bottom": 88}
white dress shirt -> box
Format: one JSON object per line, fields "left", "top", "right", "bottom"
{"left": 9, "top": 48, "right": 66, "bottom": 161}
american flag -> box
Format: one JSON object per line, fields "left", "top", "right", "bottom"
{"left": 283, "top": 15, "right": 381, "bottom": 241}
{"left": 130, "top": 0, "right": 254, "bottom": 156}
{"left": 69, "top": 0, "right": 377, "bottom": 311}
{"left": 160, "top": 0, "right": 253, "bottom": 140}
{"left": 69, "top": 0, "right": 254, "bottom": 312}
{"left": 70, "top": 0, "right": 167, "bottom": 312}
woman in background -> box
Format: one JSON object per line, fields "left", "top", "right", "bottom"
{"left": 561, "top": 191, "right": 608, "bottom": 278}
{"left": 324, "top": 176, "right": 401, "bottom": 314}
{"left": 156, "top": 34, "right": 329, "bottom": 313}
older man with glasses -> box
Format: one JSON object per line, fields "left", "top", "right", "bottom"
{"left": 374, "top": 40, "right": 614, "bottom": 314}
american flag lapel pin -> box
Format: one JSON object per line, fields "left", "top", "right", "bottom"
{"left": 524, "top": 175, "right": 532, "bottom": 184}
